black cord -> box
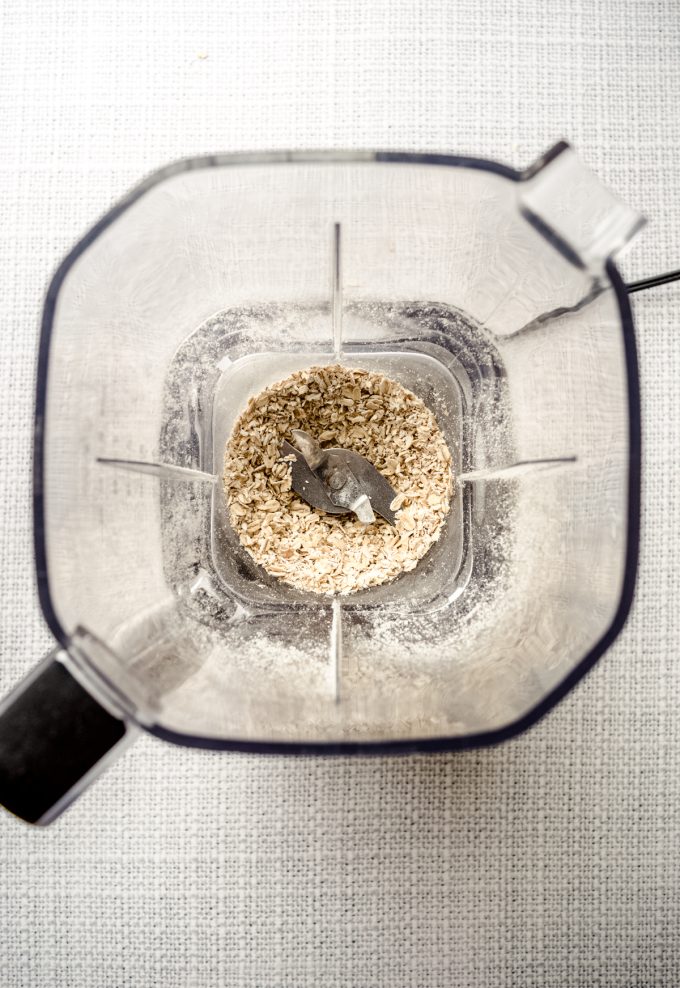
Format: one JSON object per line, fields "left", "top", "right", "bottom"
{"left": 625, "top": 268, "right": 680, "bottom": 294}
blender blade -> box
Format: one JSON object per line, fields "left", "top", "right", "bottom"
{"left": 281, "top": 430, "right": 397, "bottom": 525}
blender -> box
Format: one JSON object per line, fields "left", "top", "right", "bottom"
{"left": 0, "top": 143, "right": 646, "bottom": 823}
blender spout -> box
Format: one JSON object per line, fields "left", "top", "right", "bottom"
{"left": 519, "top": 143, "right": 645, "bottom": 271}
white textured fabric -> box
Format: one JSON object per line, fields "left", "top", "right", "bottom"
{"left": 1, "top": 1, "right": 679, "bottom": 985}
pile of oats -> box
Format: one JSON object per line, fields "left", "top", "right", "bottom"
{"left": 223, "top": 365, "right": 453, "bottom": 595}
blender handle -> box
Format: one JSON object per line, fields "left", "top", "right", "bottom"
{"left": 0, "top": 651, "right": 131, "bottom": 825}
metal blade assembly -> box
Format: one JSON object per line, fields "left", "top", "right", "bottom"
{"left": 281, "top": 429, "right": 398, "bottom": 526}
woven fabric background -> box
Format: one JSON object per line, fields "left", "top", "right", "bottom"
{"left": 1, "top": 1, "right": 679, "bottom": 985}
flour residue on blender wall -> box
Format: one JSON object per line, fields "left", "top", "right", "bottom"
{"left": 223, "top": 364, "right": 454, "bottom": 595}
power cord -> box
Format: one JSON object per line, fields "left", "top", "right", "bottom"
{"left": 626, "top": 268, "right": 680, "bottom": 294}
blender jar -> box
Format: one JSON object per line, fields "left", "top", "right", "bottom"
{"left": 0, "top": 144, "right": 642, "bottom": 823}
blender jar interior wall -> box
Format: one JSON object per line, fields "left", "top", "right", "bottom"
{"left": 39, "top": 156, "right": 635, "bottom": 744}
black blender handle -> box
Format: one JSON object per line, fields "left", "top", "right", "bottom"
{"left": 0, "top": 653, "right": 128, "bottom": 825}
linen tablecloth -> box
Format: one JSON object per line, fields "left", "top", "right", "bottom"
{"left": 1, "top": 1, "right": 679, "bottom": 984}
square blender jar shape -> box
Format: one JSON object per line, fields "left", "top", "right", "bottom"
{"left": 198, "top": 309, "right": 472, "bottom": 610}
{"left": 36, "top": 148, "right": 641, "bottom": 748}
